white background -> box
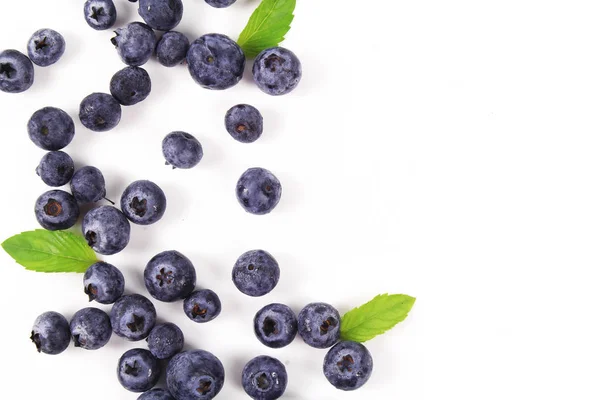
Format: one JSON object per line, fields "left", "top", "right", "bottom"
{"left": 1, "top": 0, "right": 600, "bottom": 399}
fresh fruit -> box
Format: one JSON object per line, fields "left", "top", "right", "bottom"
{"left": 205, "top": 0, "right": 237, "bottom": 8}
{"left": 242, "top": 355, "right": 288, "bottom": 400}
{"left": 155, "top": 31, "right": 189, "bottom": 67}
{"left": 69, "top": 307, "right": 112, "bottom": 350}
{"left": 298, "top": 302, "right": 341, "bottom": 349}
{"left": 83, "top": 261, "right": 125, "bottom": 304}
{"left": 83, "top": 0, "right": 117, "bottom": 31}
{"left": 254, "top": 303, "right": 297, "bottom": 349}
{"left": 26, "top": 29, "right": 65, "bottom": 67}
{"left": 162, "top": 131, "right": 203, "bottom": 169}
{"left": 120, "top": 180, "right": 166, "bottom": 225}
{"left": 138, "top": 0, "right": 183, "bottom": 31}
{"left": 70, "top": 166, "right": 108, "bottom": 204}
{"left": 79, "top": 92, "right": 122, "bottom": 132}
{"left": 225, "top": 104, "right": 263, "bottom": 143}
{"left": 117, "top": 348, "right": 161, "bottom": 392}
{"left": 323, "top": 341, "right": 373, "bottom": 391}
{"left": 183, "top": 289, "right": 222, "bottom": 323}
{"left": 146, "top": 322, "right": 184, "bottom": 359}
{"left": 110, "top": 66, "right": 152, "bottom": 106}
{"left": 0, "top": 49, "right": 34, "bottom": 93}
{"left": 137, "top": 389, "right": 175, "bottom": 400}
{"left": 31, "top": 311, "right": 70, "bottom": 355}
{"left": 187, "top": 33, "right": 245, "bottom": 90}
{"left": 236, "top": 168, "right": 282, "bottom": 215}
{"left": 253, "top": 47, "right": 302, "bottom": 96}
{"left": 36, "top": 151, "right": 75, "bottom": 187}
{"left": 232, "top": 249, "right": 280, "bottom": 297}
{"left": 166, "top": 350, "right": 225, "bottom": 400}
{"left": 82, "top": 206, "right": 131, "bottom": 255}
{"left": 110, "top": 294, "right": 157, "bottom": 341}
{"left": 34, "top": 190, "right": 79, "bottom": 231}
{"left": 27, "top": 107, "right": 75, "bottom": 151}
{"left": 144, "top": 250, "right": 196, "bottom": 302}
{"left": 111, "top": 22, "right": 156, "bottom": 67}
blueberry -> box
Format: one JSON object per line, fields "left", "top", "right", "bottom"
{"left": 254, "top": 303, "right": 297, "bottom": 349}
{"left": 83, "top": 261, "right": 125, "bottom": 304}
{"left": 146, "top": 322, "right": 184, "bottom": 359}
{"left": 0, "top": 49, "right": 34, "bottom": 93}
{"left": 242, "top": 356, "right": 287, "bottom": 400}
{"left": 205, "top": 0, "right": 237, "bottom": 8}
{"left": 27, "top": 29, "right": 65, "bottom": 67}
{"left": 82, "top": 206, "right": 131, "bottom": 255}
{"left": 28, "top": 107, "right": 75, "bottom": 151}
{"left": 156, "top": 31, "right": 189, "bottom": 67}
{"left": 31, "top": 311, "right": 70, "bottom": 355}
{"left": 118, "top": 348, "right": 161, "bottom": 392}
{"left": 138, "top": 0, "right": 183, "bottom": 31}
{"left": 225, "top": 104, "right": 263, "bottom": 143}
{"left": 120, "top": 180, "right": 166, "bottom": 225}
{"left": 138, "top": 389, "right": 175, "bottom": 400}
{"left": 236, "top": 168, "right": 282, "bottom": 215}
{"left": 71, "top": 166, "right": 108, "bottom": 203}
{"left": 297, "top": 303, "right": 341, "bottom": 349}
{"left": 70, "top": 307, "right": 112, "bottom": 350}
{"left": 166, "top": 350, "right": 225, "bottom": 400}
{"left": 187, "top": 33, "right": 245, "bottom": 90}
{"left": 34, "top": 190, "right": 79, "bottom": 231}
{"left": 36, "top": 151, "right": 74, "bottom": 187}
{"left": 110, "top": 66, "right": 152, "bottom": 106}
{"left": 110, "top": 294, "right": 157, "bottom": 341}
{"left": 79, "top": 92, "right": 122, "bottom": 132}
{"left": 253, "top": 47, "right": 302, "bottom": 96}
{"left": 183, "top": 289, "right": 222, "bottom": 323}
{"left": 144, "top": 250, "right": 196, "bottom": 302}
{"left": 162, "top": 131, "right": 203, "bottom": 169}
{"left": 84, "top": 0, "right": 117, "bottom": 31}
{"left": 232, "top": 250, "right": 280, "bottom": 297}
{"left": 323, "top": 341, "right": 373, "bottom": 391}
{"left": 111, "top": 22, "right": 156, "bottom": 67}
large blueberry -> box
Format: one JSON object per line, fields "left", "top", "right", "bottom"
{"left": 298, "top": 302, "right": 341, "bottom": 349}
{"left": 82, "top": 206, "right": 131, "bottom": 255}
{"left": 111, "top": 22, "right": 156, "bottom": 67}
{"left": 166, "top": 350, "right": 225, "bottom": 400}
{"left": 27, "top": 29, "right": 65, "bottom": 67}
{"left": 110, "top": 294, "right": 157, "bottom": 341}
{"left": 232, "top": 250, "right": 280, "bottom": 297}
{"left": 162, "top": 131, "right": 203, "bottom": 169}
{"left": 156, "top": 31, "right": 189, "bottom": 67}
{"left": 83, "top": 261, "right": 125, "bottom": 304}
{"left": 31, "top": 311, "right": 70, "bottom": 355}
{"left": 187, "top": 34, "right": 245, "bottom": 90}
{"left": 36, "top": 151, "right": 75, "bottom": 187}
{"left": 183, "top": 289, "right": 222, "bottom": 323}
{"left": 138, "top": 0, "right": 183, "bottom": 31}
{"left": 323, "top": 341, "right": 373, "bottom": 391}
{"left": 79, "top": 92, "right": 122, "bottom": 132}
{"left": 110, "top": 66, "right": 152, "bottom": 106}
{"left": 28, "top": 107, "right": 75, "bottom": 151}
{"left": 70, "top": 307, "right": 112, "bottom": 350}
{"left": 120, "top": 180, "right": 166, "bottom": 225}
{"left": 84, "top": 0, "right": 117, "bottom": 30}
{"left": 34, "top": 190, "right": 79, "bottom": 231}
{"left": 253, "top": 47, "right": 302, "bottom": 96}
{"left": 236, "top": 168, "right": 282, "bottom": 215}
{"left": 205, "top": 0, "right": 237, "bottom": 8}
{"left": 242, "top": 356, "right": 288, "bottom": 400}
{"left": 138, "top": 389, "right": 175, "bottom": 400}
{"left": 118, "top": 348, "right": 161, "bottom": 392}
{"left": 0, "top": 49, "right": 34, "bottom": 93}
{"left": 146, "top": 322, "right": 184, "bottom": 359}
{"left": 144, "top": 250, "right": 196, "bottom": 302}
{"left": 225, "top": 104, "right": 263, "bottom": 143}
{"left": 254, "top": 303, "right": 297, "bottom": 349}
{"left": 71, "top": 166, "right": 108, "bottom": 203}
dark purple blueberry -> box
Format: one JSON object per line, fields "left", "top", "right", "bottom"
{"left": 254, "top": 303, "right": 297, "bottom": 349}
{"left": 70, "top": 307, "right": 112, "bottom": 350}
{"left": 111, "top": 22, "right": 156, "bottom": 67}
{"left": 298, "top": 302, "right": 341, "bottom": 349}
{"left": 162, "top": 131, "right": 203, "bottom": 169}
{"left": 84, "top": 0, "right": 117, "bottom": 31}
{"left": 110, "top": 294, "right": 157, "bottom": 341}
{"left": 120, "top": 180, "right": 166, "bottom": 225}
{"left": 225, "top": 104, "right": 263, "bottom": 143}
{"left": 253, "top": 47, "right": 302, "bottom": 96}
{"left": 0, "top": 49, "right": 34, "bottom": 93}
{"left": 232, "top": 250, "right": 280, "bottom": 297}
{"left": 138, "top": 0, "right": 183, "bottom": 31}
{"left": 70, "top": 166, "right": 108, "bottom": 204}
{"left": 236, "top": 168, "right": 282, "bottom": 215}
{"left": 28, "top": 107, "right": 75, "bottom": 151}
{"left": 323, "top": 341, "right": 373, "bottom": 391}
{"left": 156, "top": 31, "right": 189, "bottom": 67}
{"left": 242, "top": 356, "right": 287, "bottom": 400}
{"left": 187, "top": 33, "right": 245, "bottom": 90}
{"left": 144, "top": 250, "right": 196, "bottom": 302}
{"left": 110, "top": 66, "right": 152, "bottom": 106}
{"left": 79, "top": 92, "right": 122, "bottom": 132}
{"left": 31, "top": 311, "right": 70, "bottom": 355}
{"left": 205, "top": 0, "right": 237, "bottom": 8}
{"left": 34, "top": 190, "right": 79, "bottom": 231}
{"left": 146, "top": 322, "right": 184, "bottom": 359}
{"left": 82, "top": 206, "right": 131, "bottom": 255}
{"left": 137, "top": 389, "right": 175, "bottom": 400}
{"left": 36, "top": 151, "right": 74, "bottom": 187}
{"left": 27, "top": 29, "right": 65, "bottom": 67}
{"left": 167, "top": 350, "right": 225, "bottom": 400}
{"left": 118, "top": 348, "right": 161, "bottom": 392}
{"left": 183, "top": 289, "right": 222, "bottom": 323}
{"left": 83, "top": 261, "right": 125, "bottom": 304}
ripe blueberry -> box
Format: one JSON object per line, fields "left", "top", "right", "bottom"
{"left": 82, "top": 205, "right": 131, "bottom": 255}
{"left": 84, "top": 0, "right": 117, "bottom": 31}
{"left": 156, "top": 31, "right": 189, "bottom": 67}
{"left": 34, "top": 190, "right": 79, "bottom": 231}
{"left": 71, "top": 166, "right": 109, "bottom": 204}
{"left": 118, "top": 348, "right": 161, "bottom": 392}
{"left": 79, "top": 92, "right": 122, "bottom": 132}
{"left": 138, "top": 0, "right": 183, "bottom": 31}
{"left": 137, "top": 389, "right": 175, "bottom": 400}
{"left": 83, "top": 261, "right": 125, "bottom": 304}
{"left": 187, "top": 33, "right": 245, "bottom": 90}
{"left": 232, "top": 250, "right": 280, "bottom": 297}
{"left": 0, "top": 49, "right": 34, "bottom": 93}
{"left": 254, "top": 303, "right": 297, "bottom": 349}
{"left": 146, "top": 322, "right": 184, "bottom": 359}
{"left": 298, "top": 302, "right": 341, "bottom": 349}
{"left": 69, "top": 307, "right": 112, "bottom": 350}
{"left": 27, "top": 29, "right": 65, "bottom": 67}
{"left": 225, "top": 104, "right": 263, "bottom": 143}
{"left": 120, "top": 180, "right": 166, "bottom": 225}
{"left": 110, "top": 294, "right": 157, "bottom": 341}
{"left": 28, "top": 107, "right": 75, "bottom": 151}
{"left": 242, "top": 355, "right": 288, "bottom": 400}
{"left": 253, "top": 47, "right": 302, "bottom": 96}
{"left": 31, "top": 311, "right": 70, "bottom": 355}
{"left": 167, "top": 350, "right": 225, "bottom": 400}
{"left": 236, "top": 167, "right": 282, "bottom": 215}
{"left": 36, "top": 151, "right": 75, "bottom": 187}
{"left": 183, "top": 289, "right": 222, "bottom": 323}
{"left": 323, "top": 341, "right": 373, "bottom": 391}
{"left": 162, "top": 131, "right": 203, "bottom": 169}
{"left": 111, "top": 22, "right": 156, "bottom": 67}
{"left": 110, "top": 66, "right": 152, "bottom": 106}
{"left": 144, "top": 250, "right": 196, "bottom": 302}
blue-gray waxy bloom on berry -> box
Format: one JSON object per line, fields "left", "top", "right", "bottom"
{"left": 232, "top": 249, "right": 280, "bottom": 297}
{"left": 323, "top": 341, "right": 373, "bottom": 391}
{"left": 36, "top": 151, "right": 74, "bottom": 187}
{"left": 110, "top": 66, "right": 152, "bottom": 106}
{"left": 35, "top": 190, "right": 79, "bottom": 231}
{"left": 27, "top": 29, "right": 65, "bottom": 67}
{"left": 82, "top": 205, "right": 131, "bottom": 255}
{"left": 167, "top": 350, "right": 225, "bottom": 400}
{"left": 118, "top": 348, "right": 161, "bottom": 392}
{"left": 236, "top": 167, "right": 282, "bottom": 215}
{"left": 83, "top": 261, "right": 125, "bottom": 304}
{"left": 162, "top": 131, "right": 203, "bottom": 169}
{"left": 0, "top": 49, "right": 34, "bottom": 93}
{"left": 146, "top": 322, "right": 184, "bottom": 359}
{"left": 28, "top": 107, "right": 75, "bottom": 151}
{"left": 70, "top": 166, "right": 108, "bottom": 204}
{"left": 79, "top": 92, "right": 122, "bottom": 132}
{"left": 138, "top": 0, "right": 183, "bottom": 31}
{"left": 205, "top": 0, "right": 237, "bottom": 8}
{"left": 111, "top": 22, "right": 156, "bottom": 67}
{"left": 242, "top": 355, "right": 288, "bottom": 400}
{"left": 183, "top": 289, "right": 222, "bottom": 323}
{"left": 110, "top": 294, "right": 157, "bottom": 341}
{"left": 120, "top": 180, "right": 166, "bottom": 225}
{"left": 187, "top": 33, "right": 245, "bottom": 90}
{"left": 254, "top": 303, "right": 297, "bottom": 349}
{"left": 298, "top": 302, "right": 341, "bottom": 349}
{"left": 253, "top": 47, "right": 302, "bottom": 96}
{"left": 137, "top": 389, "right": 175, "bottom": 400}
{"left": 69, "top": 307, "right": 112, "bottom": 350}
{"left": 144, "top": 250, "right": 197, "bottom": 302}
{"left": 31, "top": 311, "right": 70, "bottom": 355}
{"left": 84, "top": 0, "right": 117, "bottom": 31}
{"left": 156, "top": 31, "right": 189, "bottom": 67}
{"left": 225, "top": 104, "right": 263, "bottom": 143}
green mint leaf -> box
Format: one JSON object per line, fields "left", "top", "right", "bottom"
{"left": 340, "top": 294, "right": 416, "bottom": 343}
{"left": 1, "top": 229, "right": 98, "bottom": 273}
{"left": 237, "top": 0, "right": 296, "bottom": 58}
